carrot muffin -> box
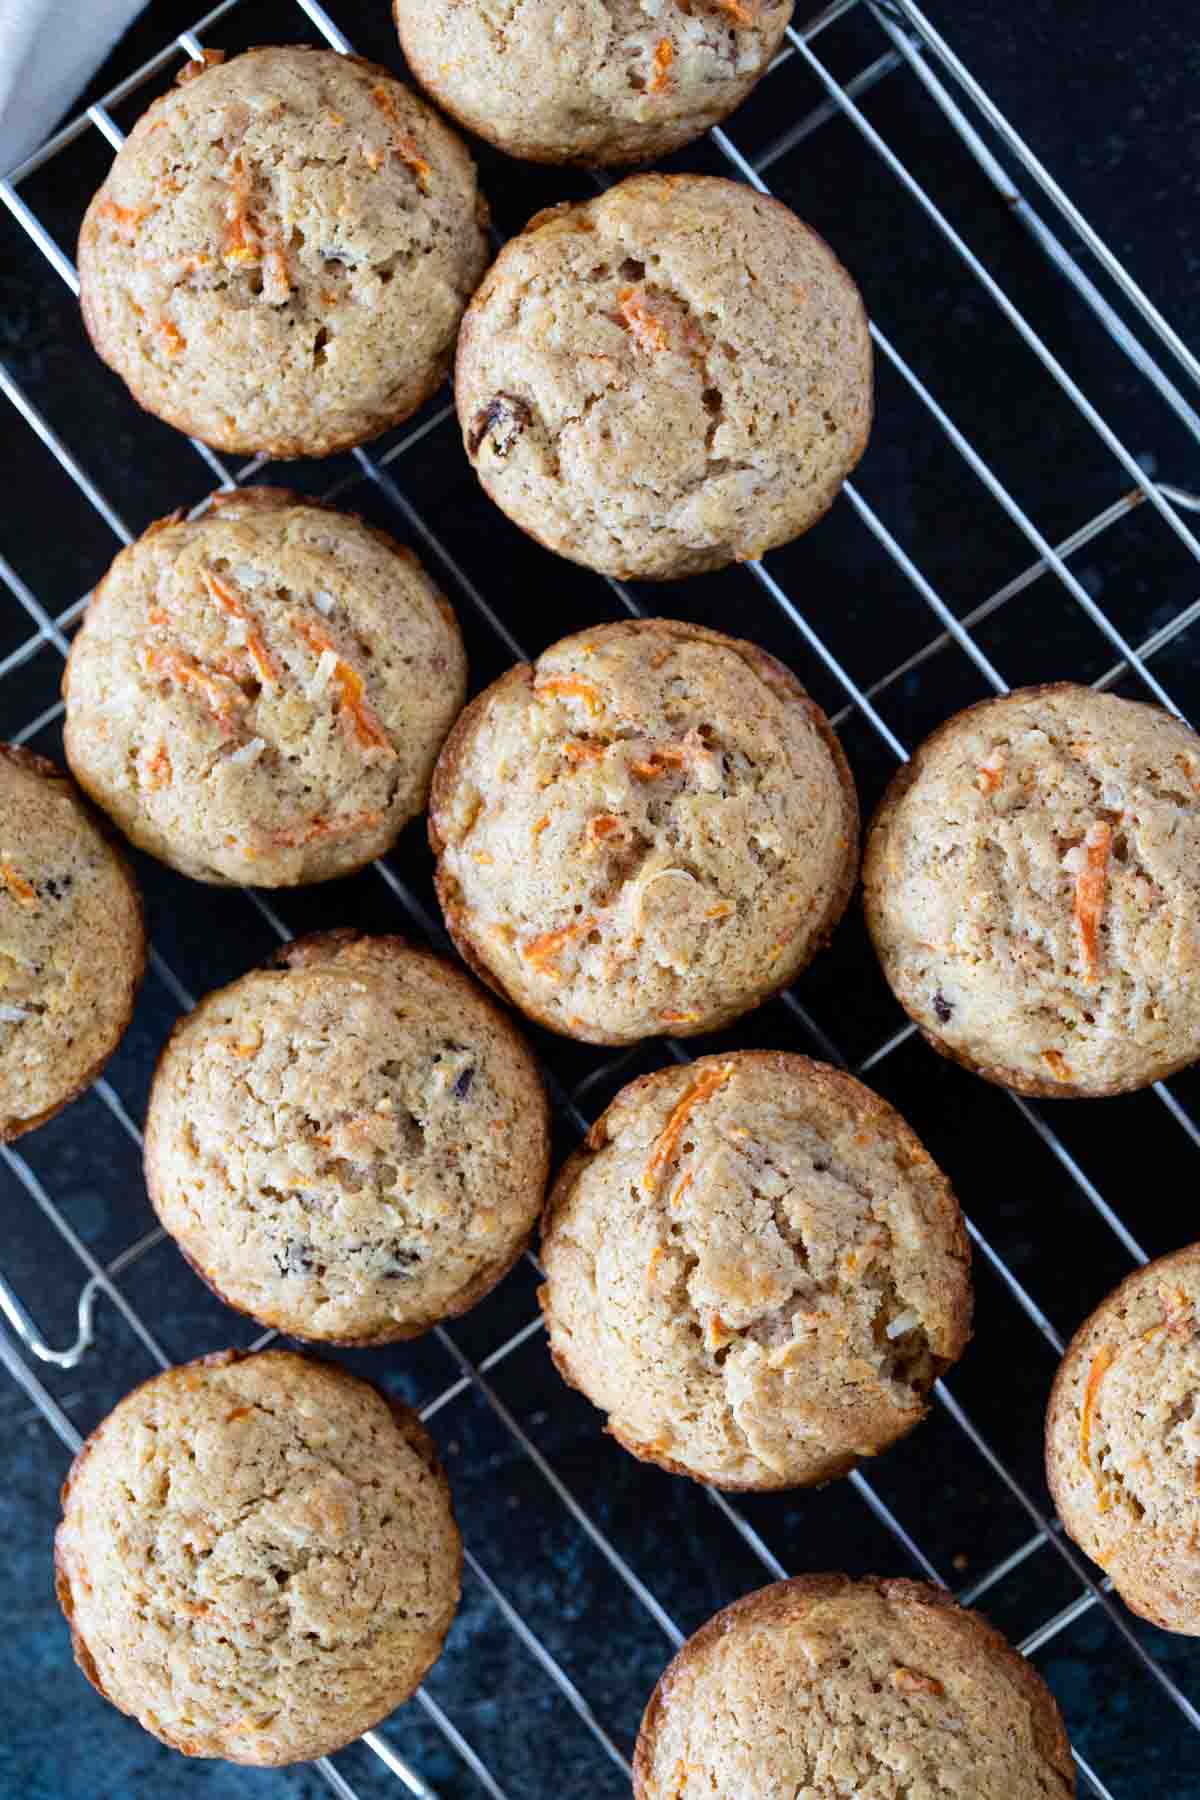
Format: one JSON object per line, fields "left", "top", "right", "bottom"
{"left": 0, "top": 745, "right": 143, "bottom": 1140}
{"left": 63, "top": 488, "right": 466, "bottom": 886}
{"left": 394, "top": 0, "right": 794, "bottom": 166}
{"left": 540, "top": 1052, "right": 971, "bottom": 1489}
{"left": 633, "top": 1576, "right": 1076, "bottom": 1797}
{"left": 78, "top": 45, "right": 490, "bottom": 458}
{"left": 428, "top": 618, "right": 859, "bottom": 1045}
{"left": 1047, "top": 1244, "right": 1200, "bottom": 1634}
{"left": 864, "top": 684, "right": 1200, "bottom": 1097}
{"left": 144, "top": 932, "right": 550, "bottom": 1343}
{"left": 55, "top": 1349, "right": 462, "bottom": 1764}
{"left": 455, "top": 174, "right": 872, "bottom": 578}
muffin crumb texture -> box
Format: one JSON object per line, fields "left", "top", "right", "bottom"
{"left": 78, "top": 46, "right": 489, "bottom": 456}
{"left": 456, "top": 175, "right": 872, "bottom": 578}
{"left": 1047, "top": 1244, "right": 1200, "bottom": 1634}
{"left": 865, "top": 685, "right": 1200, "bottom": 1095}
{"left": 395, "top": 0, "right": 794, "bottom": 165}
{"left": 430, "top": 619, "right": 858, "bottom": 1044}
{"left": 64, "top": 490, "right": 466, "bottom": 885}
{"left": 0, "top": 746, "right": 143, "bottom": 1138}
{"left": 634, "top": 1575, "right": 1076, "bottom": 1797}
{"left": 54, "top": 1350, "right": 462, "bottom": 1765}
{"left": 541, "top": 1053, "right": 971, "bottom": 1488}
{"left": 145, "top": 933, "right": 549, "bottom": 1342}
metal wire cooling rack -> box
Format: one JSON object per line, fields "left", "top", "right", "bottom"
{"left": 2, "top": 2, "right": 1200, "bottom": 1796}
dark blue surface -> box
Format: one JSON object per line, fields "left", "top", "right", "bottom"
{"left": 2, "top": 3, "right": 1199, "bottom": 1797}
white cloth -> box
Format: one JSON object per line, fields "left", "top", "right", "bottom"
{"left": 0, "top": 0, "right": 145, "bottom": 175}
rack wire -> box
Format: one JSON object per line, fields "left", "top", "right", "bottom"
{"left": 2, "top": 1, "right": 1199, "bottom": 1795}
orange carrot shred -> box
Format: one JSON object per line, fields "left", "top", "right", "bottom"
{"left": 141, "top": 643, "right": 244, "bottom": 737}
{"left": 0, "top": 865, "right": 36, "bottom": 908}
{"left": 631, "top": 744, "right": 687, "bottom": 779}
{"left": 202, "top": 570, "right": 280, "bottom": 687}
{"left": 1158, "top": 1282, "right": 1195, "bottom": 1339}
{"left": 584, "top": 813, "right": 621, "bottom": 850}
{"left": 618, "top": 287, "right": 672, "bottom": 355}
{"left": 538, "top": 676, "right": 604, "bottom": 716}
{"left": 649, "top": 38, "right": 674, "bottom": 93}
{"left": 521, "top": 916, "right": 599, "bottom": 979}
{"left": 643, "top": 1062, "right": 735, "bottom": 1194}
{"left": 293, "top": 616, "right": 394, "bottom": 756}
{"left": 671, "top": 1171, "right": 693, "bottom": 1209}
{"left": 158, "top": 318, "right": 186, "bottom": 356}
{"left": 370, "top": 87, "right": 432, "bottom": 190}
{"left": 891, "top": 1668, "right": 944, "bottom": 1697}
{"left": 1041, "top": 1048, "right": 1072, "bottom": 1083}
{"left": 646, "top": 1246, "right": 665, "bottom": 1285}
{"left": 270, "top": 809, "right": 383, "bottom": 849}
{"left": 661, "top": 1010, "right": 700, "bottom": 1024}
{"left": 223, "top": 152, "right": 260, "bottom": 265}
{"left": 1080, "top": 1343, "right": 1113, "bottom": 1471}
{"left": 532, "top": 815, "right": 551, "bottom": 838}
{"left": 975, "top": 747, "right": 1006, "bottom": 794}
{"left": 1073, "top": 819, "right": 1112, "bottom": 986}
{"left": 143, "top": 743, "right": 172, "bottom": 791}
{"left": 97, "top": 196, "right": 152, "bottom": 237}
{"left": 561, "top": 739, "right": 608, "bottom": 765}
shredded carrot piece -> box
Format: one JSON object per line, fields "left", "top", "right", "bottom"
{"left": 649, "top": 38, "right": 674, "bottom": 93}
{"left": 202, "top": 570, "right": 279, "bottom": 687}
{"left": 643, "top": 1062, "right": 735, "bottom": 1194}
{"left": 474, "top": 851, "right": 494, "bottom": 865}
{"left": 891, "top": 1668, "right": 944, "bottom": 1697}
{"left": 1073, "top": 819, "right": 1112, "bottom": 986}
{"left": 97, "top": 196, "right": 152, "bottom": 237}
{"left": 671, "top": 1171, "right": 693, "bottom": 1209}
{"left": 646, "top": 1246, "right": 665, "bottom": 1286}
{"left": 584, "top": 813, "right": 622, "bottom": 850}
{"left": 661, "top": 1010, "right": 700, "bottom": 1024}
{"left": 141, "top": 643, "right": 244, "bottom": 736}
{"left": 631, "top": 745, "right": 686, "bottom": 779}
{"left": 157, "top": 319, "right": 186, "bottom": 356}
{"left": 223, "top": 153, "right": 260, "bottom": 266}
{"left": 225, "top": 1405, "right": 251, "bottom": 1422}
{"left": 1080, "top": 1343, "right": 1113, "bottom": 1471}
{"left": 142, "top": 743, "right": 172, "bottom": 790}
{"left": 532, "top": 815, "right": 551, "bottom": 838}
{"left": 270, "top": 809, "right": 383, "bottom": 849}
{"left": 521, "top": 916, "right": 599, "bottom": 979}
{"left": 717, "top": 0, "right": 758, "bottom": 21}
{"left": 1041, "top": 1048, "right": 1072, "bottom": 1083}
{"left": 538, "top": 676, "right": 603, "bottom": 716}
{"left": 618, "top": 287, "right": 672, "bottom": 355}
{"left": 148, "top": 605, "right": 169, "bottom": 627}
{"left": 705, "top": 902, "right": 733, "bottom": 920}
{"left": 0, "top": 865, "right": 36, "bottom": 908}
{"left": 1177, "top": 753, "right": 1200, "bottom": 796}
{"left": 293, "top": 616, "right": 394, "bottom": 755}
{"left": 370, "top": 87, "right": 432, "bottom": 191}
{"left": 706, "top": 1314, "right": 733, "bottom": 1350}
{"left": 1158, "top": 1282, "right": 1195, "bottom": 1339}
{"left": 561, "top": 739, "right": 608, "bottom": 765}
{"left": 975, "top": 747, "right": 1006, "bottom": 794}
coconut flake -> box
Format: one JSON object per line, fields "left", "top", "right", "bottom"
{"left": 0, "top": 1004, "right": 29, "bottom": 1023}
{"left": 313, "top": 589, "right": 336, "bottom": 617}
{"left": 232, "top": 563, "right": 263, "bottom": 588}
{"left": 1062, "top": 845, "right": 1087, "bottom": 875}
{"left": 1101, "top": 784, "right": 1123, "bottom": 810}
{"left": 885, "top": 1308, "right": 921, "bottom": 1340}
{"left": 308, "top": 649, "right": 339, "bottom": 699}
{"left": 229, "top": 736, "right": 267, "bottom": 767}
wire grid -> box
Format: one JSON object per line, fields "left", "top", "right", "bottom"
{"left": 1, "top": 1, "right": 1199, "bottom": 1795}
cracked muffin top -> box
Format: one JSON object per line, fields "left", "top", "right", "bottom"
{"left": 428, "top": 618, "right": 859, "bottom": 1045}
{"left": 63, "top": 488, "right": 466, "bottom": 887}
{"left": 0, "top": 745, "right": 144, "bottom": 1140}
{"left": 455, "top": 174, "right": 872, "bottom": 578}
{"left": 394, "top": 0, "right": 794, "bottom": 166}
{"left": 144, "top": 932, "right": 550, "bottom": 1344}
{"left": 540, "top": 1052, "right": 971, "bottom": 1490}
{"left": 1047, "top": 1244, "right": 1200, "bottom": 1635}
{"left": 864, "top": 683, "right": 1200, "bottom": 1097}
{"left": 55, "top": 1349, "right": 462, "bottom": 1765}
{"left": 78, "top": 45, "right": 490, "bottom": 457}
{"left": 633, "top": 1576, "right": 1076, "bottom": 1798}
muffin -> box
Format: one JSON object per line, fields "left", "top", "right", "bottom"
{"left": 455, "top": 174, "right": 872, "bottom": 578}
{"left": 1047, "top": 1244, "right": 1200, "bottom": 1634}
{"left": 394, "top": 0, "right": 794, "bottom": 166}
{"left": 0, "top": 744, "right": 144, "bottom": 1140}
{"left": 144, "top": 931, "right": 550, "bottom": 1343}
{"left": 78, "top": 46, "right": 490, "bottom": 458}
{"left": 428, "top": 618, "right": 859, "bottom": 1045}
{"left": 540, "top": 1052, "right": 971, "bottom": 1489}
{"left": 54, "top": 1349, "right": 462, "bottom": 1764}
{"left": 864, "top": 684, "right": 1200, "bottom": 1097}
{"left": 64, "top": 487, "right": 467, "bottom": 886}
{"left": 633, "top": 1575, "right": 1076, "bottom": 1798}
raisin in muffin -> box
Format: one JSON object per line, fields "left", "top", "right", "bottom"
{"left": 541, "top": 1052, "right": 971, "bottom": 1489}
{"left": 0, "top": 744, "right": 143, "bottom": 1139}
{"left": 144, "top": 931, "right": 550, "bottom": 1342}
{"left": 64, "top": 488, "right": 466, "bottom": 886}
{"left": 55, "top": 1349, "right": 462, "bottom": 1764}
{"left": 1047, "top": 1244, "right": 1200, "bottom": 1634}
{"left": 394, "top": 0, "right": 793, "bottom": 166}
{"left": 456, "top": 174, "right": 872, "bottom": 578}
{"left": 864, "top": 684, "right": 1200, "bottom": 1096}
{"left": 634, "top": 1576, "right": 1075, "bottom": 1798}
{"left": 429, "top": 618, "right": 859, "bottom": 1045}
{"left": 78, "top": 46, "right": 490, "bottom": 457}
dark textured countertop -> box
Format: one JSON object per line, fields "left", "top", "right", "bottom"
{"left": 1, "top": 3, "right": 1199, "bottom": 1797}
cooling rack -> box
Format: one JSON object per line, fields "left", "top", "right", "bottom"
{"left": 2, "top": 1, "right": 1199, "bottom": 1796}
